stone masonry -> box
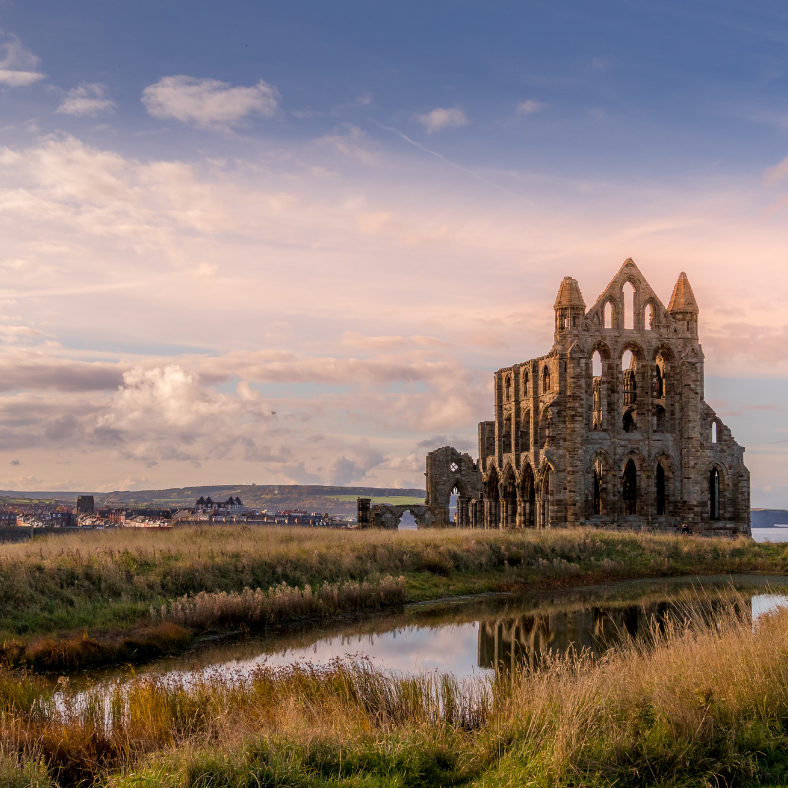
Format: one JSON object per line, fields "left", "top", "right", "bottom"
{"left": 467, "top": 258, "right": 750, "bottom": 535}
{"left": 358, "top": 259, "right": 750, "bottom": 534}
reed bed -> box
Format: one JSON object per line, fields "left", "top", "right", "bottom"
{"left": 6, "top": 594, "right": 788, "bottom": 786}
{"left": 0, "top": 526, "right": 781, "bottom": 644}
{"left": 153, "top": 575, "right": 405, "bottom": 629}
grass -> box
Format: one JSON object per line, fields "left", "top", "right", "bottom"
{"left": 7, "top": 592, "right": 788, "bottom": 787}
{"left": 328, "top": 495, "right": 426, "bottom": 504}
{"left": 1, "top": 526, "right": 787, "bottom": 669}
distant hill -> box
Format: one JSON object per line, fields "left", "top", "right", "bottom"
{"left": 751, "top": 509, "right": 788, "bottom": 528}
{"left": 0, "top": 485, "right": 426, "bottom": 516}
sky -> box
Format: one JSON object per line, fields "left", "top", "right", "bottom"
{"left": 0, "top": 0, "right": 787, "bottom": 503}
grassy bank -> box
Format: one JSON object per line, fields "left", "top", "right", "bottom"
{"left": 6, "top": 594, "right": 788, "bottom": 786}
{"left": 1, "top": 526, "right": 786, "bottom": 669}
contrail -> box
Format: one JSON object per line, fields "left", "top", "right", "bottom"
{"left": 370, "top": 119, "right": 529, "bottom": 201}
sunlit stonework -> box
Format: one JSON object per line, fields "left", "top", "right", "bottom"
{"left": 411, "top": 258, "right": 750, "bottom": 534}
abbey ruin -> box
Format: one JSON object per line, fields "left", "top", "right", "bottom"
{"left": 362, "top": 258, "right": 750, "bottom": 535}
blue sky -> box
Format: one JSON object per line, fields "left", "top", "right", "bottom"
{"left": 0, "top": 1, "right": 786, "bottom": 503}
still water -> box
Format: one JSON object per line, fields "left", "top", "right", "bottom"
{"left": 90, "top": 574, "right": 788, "bottom": 686}
{"left": 752, "top": 527, "right": 788, "bottom": 543}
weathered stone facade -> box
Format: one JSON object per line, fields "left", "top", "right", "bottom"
{"left": 468, "top": 258, "right": 750, "bottom": 535}
{"left": 358, "top": 446, "right": 482, "bottom": 529}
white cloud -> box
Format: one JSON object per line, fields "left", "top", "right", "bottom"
{"left": 417, "top": 107, "right": 469, "bottom": 134}
{"left": 0, "top": 31, "right": 44, "bottom": 87}
{"left": 142, "top": 75, "right": 280, "bottom": 127}
{"left": 56, "top": 83, "right": 115, "bottom": 116}
{"left": 517, "top": 99, "right": 544, "bottom": 115}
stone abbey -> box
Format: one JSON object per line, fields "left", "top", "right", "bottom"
{"left": 362, "top": 258, "right": 750, "bottom": 535}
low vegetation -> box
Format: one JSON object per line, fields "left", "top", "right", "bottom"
{"left": 6, "top": 594, "right": 788, "bottom": 786}
{"left": 1, "top": 525, "right": 786, "bottom": 668}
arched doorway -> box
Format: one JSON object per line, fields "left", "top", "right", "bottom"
{"left": 622, "top": 459, "right": 637, "bottom": 516}
{"left": 398, "top": 510, "right": 418, "bottom": 531}
{"left": 484, "top": 466, "right": 500, "bottom": 529}
{"left": 501, "top": 466, "right": 517, "bottom": 528}
{"left": 520, "top": 464, "right": 535, "bottom": 527}
{"left": 593, "top": 458, "right": 604, "bottom": 515}
{"left": 709, "top": 467, "right": 720, "bottom": 520}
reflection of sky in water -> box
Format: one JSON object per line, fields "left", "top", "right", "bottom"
{"left": 171, "top": 592, "right": 788, "bottom": 683}
{"left": 752, "top": 528, "right": 788, "bottom": 543}
{"left": 752, "top": 594, "right": 788, "bottom": 618}
{"left": 220, "top": 623, "right": 484, "bottom": 677}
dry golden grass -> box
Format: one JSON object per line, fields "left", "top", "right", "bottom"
{"left": 1, "top": 525, "right": 785, "bottom": 670}
{"left": 6, "top": 589, "right": 788, "bottom": 786}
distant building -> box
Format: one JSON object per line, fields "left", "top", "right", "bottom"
{"left": 76, "top": 495, "right": 95, "bottom": 515}
{"left": 195, "top": 496, "right": 244, "bottom": 511}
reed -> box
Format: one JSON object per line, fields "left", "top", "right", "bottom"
{"left": 0, "top": 525, "right": 784, "bottom": 669}
{"left": 153, "top": 575, "right": 405, "bottom": 629}
{"left": 5, "top": 593, "right": 788, "bottom": 786}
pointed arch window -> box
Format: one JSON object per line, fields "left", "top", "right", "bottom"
{"left": 542, "top": 366, "right": 551, "bottom": 393}
{"left": 645, "top": 303, "right": 654, "bottom": 330}
{"left": 604, "top": 302, "right": 613, "bottom": 329}
{"left": 655, "top": 362, "right": 665, "bottom": 399}
{"left": 623, "top": 282, "right": 635, "bottom": 330}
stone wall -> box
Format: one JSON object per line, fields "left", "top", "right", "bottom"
{"left": 471, "top": 258, "right": 750, "bottom": 535}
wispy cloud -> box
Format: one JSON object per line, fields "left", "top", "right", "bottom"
{"left": 765, "top": 156, "right": 788, "bottom": 184}
{"left": 56, "top": 83, "right": 115, "bottom": 116}
{"left": 0, "top": 30, "right": 44, "bottom": 87}
{"left": 416, "top": 107, "right": 469, "bottom": 134}
{"left": 142, "top": 75, "right": 280, "bottom": 128}
{"left": 516, "top": 99, "right": 544, "bottom": 115}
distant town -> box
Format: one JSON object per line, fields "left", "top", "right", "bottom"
{"left": 1, "top": 492, "right": 353, "bottom": 531}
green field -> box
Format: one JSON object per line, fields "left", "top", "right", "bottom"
{"left": 329, "top": 494, "right": 425, "bottom": 504}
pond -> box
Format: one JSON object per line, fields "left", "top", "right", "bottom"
{"left": 82, "top": 574, "right": 788, "bottom": 689}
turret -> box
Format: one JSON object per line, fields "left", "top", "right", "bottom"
{"left": 554, "top": 276, "right": 586, "bottom": 334}
{"left": 668, "top": 272, "right": 699, "bottom": 337}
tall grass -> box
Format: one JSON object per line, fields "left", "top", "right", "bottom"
{"left": 6, "top": 594, "right": 788, "bottom": 786}
{"left": 0, "top": 525, "right": 784, "bottom": 669}
{"left": 154, "top": 575, "right": 405, "bottom": 629}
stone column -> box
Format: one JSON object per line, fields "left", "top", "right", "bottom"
{"left": 515, "top": 495, "right": 525, "bottom": 527}
{"left": 457, "top": 497, "right": 470, "bottom": 527}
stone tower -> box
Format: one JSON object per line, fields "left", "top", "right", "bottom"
{"left": 469, "top": 258, "right": 750, "bottom": 535}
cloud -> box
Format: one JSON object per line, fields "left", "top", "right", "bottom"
{"left": 0, "top": 31, "right": 44, "bottom": 87}
{"left": 516, "top": 100, "right": 544, "bottom": 115}
{"left": 765, "top": 157, "right": 788, "bottom": 184}
{"left": 142, "top": 75, "right": 280, "bottom": 127}
{"left": 10, "top": 459, "right": 19, "bottom": 466}
{"left": 417, "top": 107, "right": 470, "bottom": 134}
{"left": 318, "top": 124, "right": 378, "bottom": 164}
{"left": 56, "top": 83, "right": 115, "bottom": 116}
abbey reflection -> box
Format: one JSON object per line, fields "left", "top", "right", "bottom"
{"left": 478, "top": 596, "right": 752, "bottom": 676}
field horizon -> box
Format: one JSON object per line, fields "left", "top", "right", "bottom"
{"left": 0, "top": 484, "right": 427, "bottom": 514}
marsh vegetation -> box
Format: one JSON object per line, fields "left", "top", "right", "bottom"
{"left": 6, "top": 593, "right": 788, "bottom": 786}
{"left": 1, "top": 526, "right": 786, "bottom": 668}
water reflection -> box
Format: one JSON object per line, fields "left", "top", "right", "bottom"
{"left": 76, "top": 575, "right": 788, "bottom": 689}
{"left": 477, "top": 595, "right": 753, "bottom": 676}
